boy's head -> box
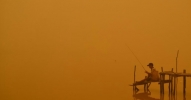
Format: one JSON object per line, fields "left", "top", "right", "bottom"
{"left": 147, "top": 63, "right": 154, "bottom": 69}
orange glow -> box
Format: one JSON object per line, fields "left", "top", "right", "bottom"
{"left": 1, "top": 0, "right": 191, "bottom": 100}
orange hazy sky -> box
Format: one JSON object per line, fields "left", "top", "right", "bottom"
{"left": 1, "top": 0, "right": 191, "bottom": 100}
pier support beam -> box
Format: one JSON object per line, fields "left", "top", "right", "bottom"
{"left": 160, "top": 67, "right": 164, "bottom": 94}
{"left": 183, "top": 69, "right": 186, "bottom": 96}
{"left": 173, "top": 75, "right": 177, "bottom": 95}
{"left": 133, "top": 66, "right": 136, "bottom": 93}
{"left": 169, "top": 68, "right": 173, "bottom": 95}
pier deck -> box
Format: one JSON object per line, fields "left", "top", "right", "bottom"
{"left": 159, "top": 69, "right": 191, "bottom": 96}
{"left": 131, "top": 66, "right": 190, "bottom": 97}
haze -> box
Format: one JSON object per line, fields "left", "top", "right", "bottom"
{"left": 1, "top": 0, "right": 191, "bottom": 100}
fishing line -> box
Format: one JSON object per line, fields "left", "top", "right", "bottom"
{"left": 125, "top": 43, "right": 146, "bottom": 71}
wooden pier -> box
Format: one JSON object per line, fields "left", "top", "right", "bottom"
{"left": 159, "top": 67, "right": 174, "bottom": 94}
{"left": 162, "top": 70, "right": 191, "bottom": 96}
{"left": 131, "top": 66, "right": 191, "bottom": 97}
{"left": 159, "top": 68, "right": 191, "bottom": 96}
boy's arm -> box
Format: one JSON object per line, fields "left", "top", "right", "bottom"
{"left": 145, "top": 71, "right": 151, "bottom": 75}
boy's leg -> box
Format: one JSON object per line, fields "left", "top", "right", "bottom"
{"left": 135, "top": 76, "right": 148, "bottom": 83}
{"left": 133, "top": 76, "right": 148, "bottom": 92}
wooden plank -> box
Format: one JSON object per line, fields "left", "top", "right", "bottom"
{"left": 174, "top": 73, "right": 191, "bottom": 77}
{"left": 160, "top": 71, "right": 174, "bottom": 73}
{"left": 161, "top": 72, "right": 191, "bottom": 77}
{"left": 129, "top": 83, "right": 147, "bottom": 86}
{"left": 129, "top": 82, "right": 149, "bottom": 86}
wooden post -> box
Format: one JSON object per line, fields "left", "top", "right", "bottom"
{"left": 170, "top": 68, "right": 174, "bottom": 94}
{"left": 162, "top": 74, "right": 165, "bottom": 94}
{"left": 144, "top": 76, "right": 148, "bottom": 92}
{"left": 176, "top": 50, "right": 179, "bottom": 73}
{"left": 134, "top": 66, "right": 136, "bottom": 83}
{"left": 183, "top": 69, "right": 186, "bottom": 96}
{"left": 171, "top": 75, "right": 174, "bottom": 94}
{"left": 160, "top": 73, "right": 162, "bottom": 94}
{"left": 169, "top": 74, "right": 171, "bottom": 95}
{"left": 160, "top": 67, "right": 162, "bottom": 94}
{"left": 160, "top": 67, "right": 164, "bottom": 94}
{"left": 168, "top": 68, "right": 173, "bottom": 94}
{"left": 160, "top": 93, "right": 164, "bottom": 100}
{"left": 133, "top": 65, "right": 136, "bottom": 92}
{"left": 173, "top": 76, "right": 176, "bottom": 95}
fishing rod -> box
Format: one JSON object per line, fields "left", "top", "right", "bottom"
{"left": 125, "top": 43, "right": 146, "bottom": 71}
